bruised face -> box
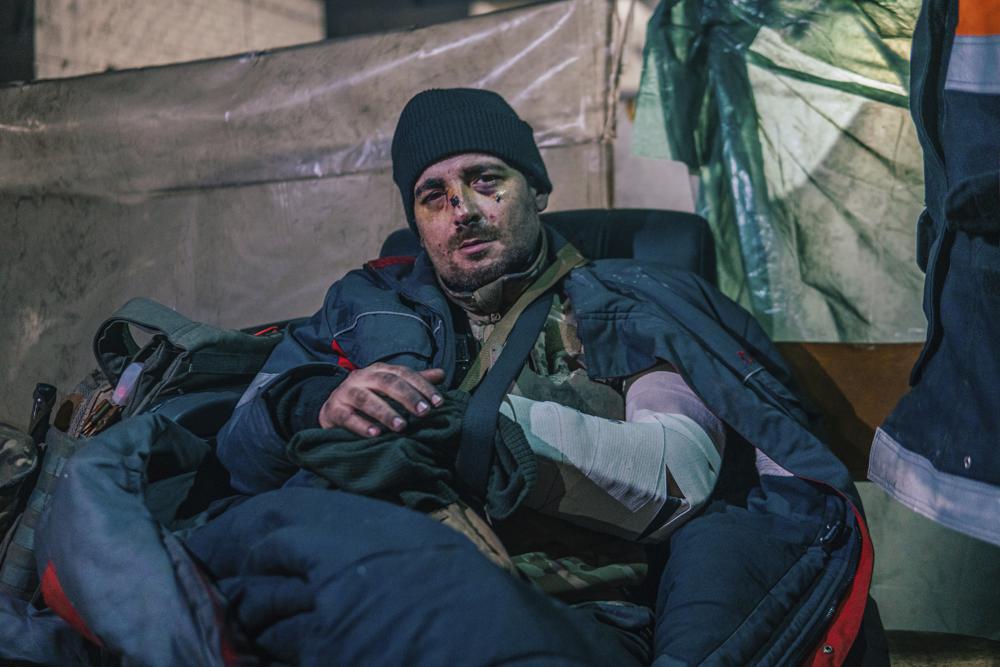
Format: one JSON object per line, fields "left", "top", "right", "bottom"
{"left": 412, "top": 153, "right": 548, "bottom": 292}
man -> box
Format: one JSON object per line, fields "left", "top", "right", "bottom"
{"left": 211, "top": 88, "right": 882, "bottom": 665}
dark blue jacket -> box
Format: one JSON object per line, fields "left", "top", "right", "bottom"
{"left": 216, "top": 229, "right": 877, "bottom": 665}
{"left": 869, "top": 0, "right": 1000, "bottom": 546}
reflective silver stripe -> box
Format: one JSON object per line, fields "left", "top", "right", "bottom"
{"left": 333, "top": 311, "right": 432, "bottom": 338}
{"left": 868, "top": 427, "right": 1000, "bottom": 547}
{"left": 234, "top": 371, "right": 279, "bottom": 409}
{"left": 945, "top": 36, "right": 1000, "bottom": 94}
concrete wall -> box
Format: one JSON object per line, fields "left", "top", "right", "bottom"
{"left": 35, "top": 0, "right": 324, "bottom": 79}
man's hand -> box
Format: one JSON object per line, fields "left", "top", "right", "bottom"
{"left": 319, "top": 363, "right": 445, "bottom": 437}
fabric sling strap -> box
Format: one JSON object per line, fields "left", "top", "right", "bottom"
{"left": 455, "top": 241, "right": 587, "bottom": 499}
{"left": 458, "top": 242, "right": 588, "bottom": 393}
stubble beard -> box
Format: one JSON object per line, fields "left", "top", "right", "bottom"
{"left": 438, "top": 237, "right": 536, "bottom": 292}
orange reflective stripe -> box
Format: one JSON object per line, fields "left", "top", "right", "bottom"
{"left": 956, "top": 0, "right": 1000, "bottom": 36}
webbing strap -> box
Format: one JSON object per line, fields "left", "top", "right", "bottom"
{"left": 93, "top": 297, "right": 276, "bottom": 383}
{"left": 455, "top": 241, "right": 587, "bottom": 501}
{"left": 456, "top": 292, "right": 553, "bottom": 498}
{"left": 458, "top": 242, "right": 587, "bottom": 393}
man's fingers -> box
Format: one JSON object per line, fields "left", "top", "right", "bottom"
{"left": 365, "top": 368, "right": 444, "bottom": 417}
{"left": 419, "top": 368, "right": 447, "bottom": 404}
{"left": 368, "top": 371, "right": 429, "bottom": 416}
{"left": 392, "top": 367, "right": 445, "bottom": 409}
{"left": 319, "top": 398, "right": 350, "bottom": 429}
{"left": 339, "top": 411, "right": 382, "bottom": 438}
{"left": 320, "top": 365, "right": 447, "bottom": 435}
{"left": 347, "top": 386, "right": 407, "bottom": 432}
{"left": 319, "top": 396, "right": 382, "bottom": 437}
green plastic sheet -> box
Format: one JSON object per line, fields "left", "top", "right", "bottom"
{"left": 859, "top": 482, "right": 1000, "bottom": 640}
{"left": 635, "top": 0, "right": 926, "bottom": 342}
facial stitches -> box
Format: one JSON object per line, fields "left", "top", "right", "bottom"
{"left": 412, "top": 153, "right": 547, "bottom": 292}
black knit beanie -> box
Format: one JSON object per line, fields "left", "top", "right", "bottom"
{"left": 391, "top": 88, "right": 553, "bottom": 232}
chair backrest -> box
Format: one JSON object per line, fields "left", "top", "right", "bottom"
{"left": 380, "top": 208, "right": 717, "bottom": 285}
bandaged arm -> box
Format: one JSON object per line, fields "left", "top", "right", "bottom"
{"left": 500, "top": 369, "right": 725, "bottom": 542}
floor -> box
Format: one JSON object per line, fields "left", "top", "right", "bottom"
{"left": 889, "top": 632, "right": 1000, "bottom": 666}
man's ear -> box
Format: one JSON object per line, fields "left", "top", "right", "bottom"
{"left": 534, "top": 191, "right": 549, "bottom": 212}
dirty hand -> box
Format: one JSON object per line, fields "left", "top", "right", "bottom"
{"left": 319, "top": 363, "right": 445, "bottom": 437}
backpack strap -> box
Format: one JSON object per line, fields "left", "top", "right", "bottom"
{"left": 92, "top": 298, "right": 280, "bottom": 416}
{"left": 93, "top": 297, "right": 276, "bottom": 385}
{"left": 0, "top": 427, "right": 81, "bottom": 601}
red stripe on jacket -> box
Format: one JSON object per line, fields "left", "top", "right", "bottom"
{"left": 331, "top": 338, "right": 357, "bottom": 371}
{"left": 366, "top": 256, "right": 416, "bottom": 270}
{"left": 41, "top": 561, "right": 103, "bottom": 647}
{"left": 806, "top": 504, "right": 874, "bottom": 666}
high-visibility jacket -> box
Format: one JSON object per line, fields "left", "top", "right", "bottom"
{"left": 870, "top": 0, "right": 1000, "bottom": 546}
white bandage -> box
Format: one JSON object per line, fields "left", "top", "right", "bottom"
{"left": 625, "top": 370, "right": 725, "bottom": 450}
{"left": 501, "top": 395, "right": 668, "bottom": 539}
{"left": 501, "top": 370, "right": 725, "bottom": 542}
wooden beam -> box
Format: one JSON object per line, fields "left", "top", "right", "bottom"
{"left": 775, "top": 342, "right": 923, "bottom": 479}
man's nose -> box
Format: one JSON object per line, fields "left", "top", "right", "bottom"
{"left": 449, "top": 187, "right": 481, "bottom": 225}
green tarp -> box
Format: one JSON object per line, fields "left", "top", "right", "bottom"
{"left": 635, "top": 0, "right": 926, "bottom": 342}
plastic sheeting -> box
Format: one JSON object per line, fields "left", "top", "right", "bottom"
{"left": 0, "top": 0, "right": 616, "bottom": 426}
{"left": 859, "top": 482, "right": 1000, "bottom": 640}
{"left": 634, "top": 0, "right": 927, "bottom": 342}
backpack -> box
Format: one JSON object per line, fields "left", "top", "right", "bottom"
{"left": 0, "top": 297, "right": 282, "bottom": 601}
